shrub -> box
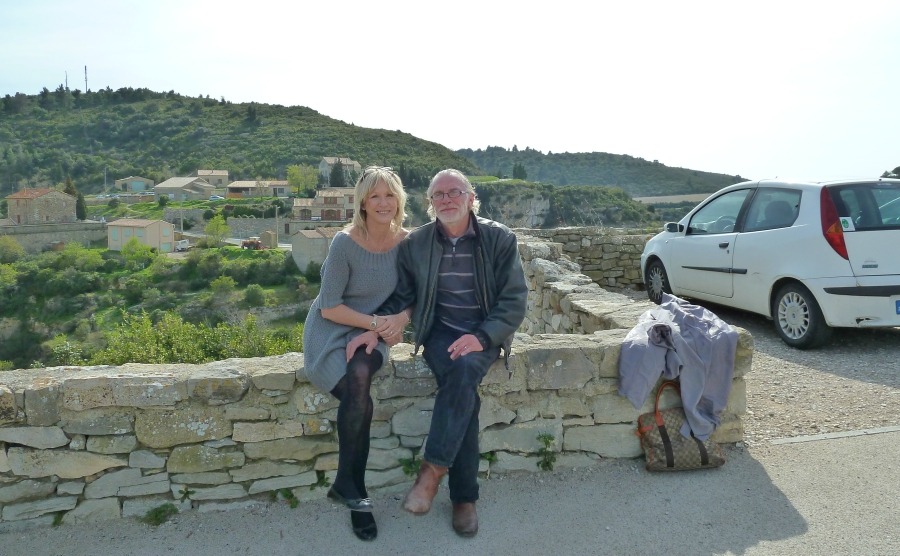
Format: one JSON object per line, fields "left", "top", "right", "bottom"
{"left": 210, "top": 275, "right": 236, "bottom": 294}
{"left": 244, "top": 284, "right": 267, "bottom": 307}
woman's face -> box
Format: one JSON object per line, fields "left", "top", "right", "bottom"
{"left": 363, "top": 180, "right": 398, "bottom": 226}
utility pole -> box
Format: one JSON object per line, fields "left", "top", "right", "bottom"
{"left": 84, "top": 66, "right": 88, "bottom": 92}
{"left": 274, "top": 204, "right": 279, "bottom": 246}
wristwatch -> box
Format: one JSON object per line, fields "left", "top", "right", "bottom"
{"left": 370, "top": 315, "right": 378, "bottom": 330}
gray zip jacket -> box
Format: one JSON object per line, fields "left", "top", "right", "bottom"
{"left": 378, "top": 213, "right": 527, "bottom": 365}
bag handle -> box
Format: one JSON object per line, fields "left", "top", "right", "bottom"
{"left": 653, "top": 380, "right": 680, "bottom": 427}
{"left": 635, "top": 380, "right": 681, "bottom": 437}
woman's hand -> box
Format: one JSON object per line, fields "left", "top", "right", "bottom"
{"left": 346, "top": 331, "right": 379, "bottom": 361}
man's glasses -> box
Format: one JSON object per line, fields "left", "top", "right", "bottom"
{"left": 429, "top": 189, "right": 469, "bottom": 201}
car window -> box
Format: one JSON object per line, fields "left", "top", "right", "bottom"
{"left": 743, "top": 188, "right": 801, "bottom": 232}
{"left": 831, "top": 182, "right": 900, "bottom": 229}
{"left": 686, "top": 189, "right": 751, "bottom": 235}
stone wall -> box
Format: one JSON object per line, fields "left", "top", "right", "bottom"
{"left": 0, "top": 236, "right": 752, "bottom": 530}
{"left": 516, "top": 226, "right": 651, "bottom": 290}
{"left": 0, "top": 222, "right": 108, "bottom": 253}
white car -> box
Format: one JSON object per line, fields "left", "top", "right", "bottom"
{"left": 641, "top": 178, "right": 900, "bottom": 348}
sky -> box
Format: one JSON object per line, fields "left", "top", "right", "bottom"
{"left": 2, "top": 0, "right": 900, "bottom": 181}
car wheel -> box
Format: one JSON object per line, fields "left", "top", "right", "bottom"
{"left": 772, "top": 283, "right": 833, "bottom": 349}
{"left": 645, "top": 259, "right": 671, "bottom": 305}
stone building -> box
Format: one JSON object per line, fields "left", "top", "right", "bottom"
{"left": 154, "top": 177, "right": 215, "bottom": 201}
{"left": 5, "top": 188, "right": 76, "bottom": 225}
{"left": 193, "top": 169, "right": 230, "bottom": 186}
{"left": 318, "top": 157, "right": 361, "bottom": 183}
{"left": 289, "top": 187, "right": 355, "bottom": 233}
{"left": 113, "top": 176, "right": 155, "bottom": 193}
{"left": 290, "top": 226, "right": 343, "bottom": 272}
{"left": 226, "top": 180, "right": 289, "bottom": 199}
{"left": 107, "top": 218, "right": 177, "bottom": 252}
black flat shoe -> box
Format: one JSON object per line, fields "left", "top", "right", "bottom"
{"left": 351, "top": 511, "right": 378, "bottom": 542}
{"left": 327, "top": 487, "right": 374, "bottom": 512}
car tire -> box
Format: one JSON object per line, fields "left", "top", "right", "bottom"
{"left": 644, "top": 259, "right": 671, "bottom": 305}
{"left": 772, "top": 283, "right": 833, "bottom": 349}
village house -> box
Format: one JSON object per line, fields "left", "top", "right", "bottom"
{"left": 226, "top": 180, "right": 290, "bottom": 199}
{"left": 106, "top": 218, "right": 176, "bottom": 253}
{"left": 290, "top": 188, "right": 355, "bottom": 225}
{"left": 290, "top": 226, "right": 344, "bottom": 273}
{"left": 153, "top": 177, "right": 215, "bottom": 201}
{"left": 113, "top": 176, "right": 155, "bottom": 193}
{"left": 193, "top": 169, "right": 230, "bottom": 186}
{"left": 4, "top": 188, "right": 76, "bottom": 225}
{"left": 318, "top": 157, "right": 361, "bottom": 183}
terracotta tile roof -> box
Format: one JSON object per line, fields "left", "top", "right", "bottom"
{"left": 7, "top": 188, "right": 54, "bottom": 199}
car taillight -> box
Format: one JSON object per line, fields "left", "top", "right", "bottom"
{"left": 820, "top": 188, "right": 848, "bottom": 260}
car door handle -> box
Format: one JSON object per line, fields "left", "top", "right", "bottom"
{"left": 718, "top": 242, "right": 730, "bottom": 249}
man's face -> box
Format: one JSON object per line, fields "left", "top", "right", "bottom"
{"left": 430, "top": 175, "right": 473, "bottom": 230}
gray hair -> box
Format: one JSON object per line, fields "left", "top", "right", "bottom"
{"left": 425, "top": 169, "right": 480, "bottom": 218}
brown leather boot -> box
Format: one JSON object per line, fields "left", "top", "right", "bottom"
{"left": 402, "top": 461, "right": 448, "bottom": 515}
{"left": 452, "top": 502, "right": 478, "bottom": 537}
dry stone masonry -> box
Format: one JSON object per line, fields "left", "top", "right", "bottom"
{"left": 0, "top": 231, "right": 752, "bottom": 530}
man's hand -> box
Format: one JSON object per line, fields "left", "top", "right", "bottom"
{"left": 346, "top": 330, "right": 379, "bottom": 361}
{"left": 448, "top": 334, "right": 484, "bottom": 361}
{"left": 374, "top": 312, "right": 408, "bottom": 339}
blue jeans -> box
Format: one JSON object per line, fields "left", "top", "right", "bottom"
{"left": 422, "top": 323, "right": 500, "bottom": 503}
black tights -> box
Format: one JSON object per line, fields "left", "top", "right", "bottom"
{"left": 329, "top": 346, "right": 382, "bottom": 500}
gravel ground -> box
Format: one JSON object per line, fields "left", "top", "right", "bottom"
{"left": 610, "top": 288, "right": 900, "bottom": 454}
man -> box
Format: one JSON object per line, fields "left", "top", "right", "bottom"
{"left": 377, "top": 168, "right": 527, "bottom": 537}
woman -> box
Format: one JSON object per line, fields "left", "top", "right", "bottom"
{"left": 302, "top": 166, "right": 410, "bottom": 541}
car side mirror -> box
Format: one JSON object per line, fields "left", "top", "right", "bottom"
{"left": 665, "top": 222, "right": 683, "bottom": 233}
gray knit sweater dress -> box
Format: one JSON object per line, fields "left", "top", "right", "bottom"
{"left": 301, "top": 231, "right": 399, "bottom": 394}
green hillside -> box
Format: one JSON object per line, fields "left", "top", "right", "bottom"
{"left": 0, "top": 87, "right": 477, "bottom": 195}
{"left": 1, "top": 86, "right": 753, "bottom": 201}
{"left": 457, "top": 146, "right": 747, "bottom": 197}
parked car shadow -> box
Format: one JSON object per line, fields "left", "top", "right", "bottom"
{"left": 694, "top": 299, "right": 900, "bottom": 389}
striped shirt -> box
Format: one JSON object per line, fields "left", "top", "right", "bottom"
{"left": 434, "top": 221, "right": 484, "bottom": 333}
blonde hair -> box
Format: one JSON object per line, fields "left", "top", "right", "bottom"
{"left": 350, "top": 166, "right": 407, "bottom": 235}
{"left": 425, "top": 169, "right": 480, "bottom": 218}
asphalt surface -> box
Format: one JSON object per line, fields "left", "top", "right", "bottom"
{"left": 3, "top": 428, "right": 897, "bottom": 556}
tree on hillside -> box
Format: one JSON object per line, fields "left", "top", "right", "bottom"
{"left": 76, "top": 193, "right": 87, "bottom": 220}
{"left": 329, "top": 160, "right": 346, "bottom": 188}
{"left": 204, "top": 215, "right": 230, "bottom": 247}
{"left": 513, "top": 162, "right": 527, "bottom": 180}
{"left": 0, "top": 236, "right": 26, "bottom": 263}
{"left": 121, "top": 237, "right": 156, "bottom": 271}
{"left": 287, "top": 164, "right": 319, "bottom": 198}
{"left": 64, "top": 176, "right": 77, "bottom": 196}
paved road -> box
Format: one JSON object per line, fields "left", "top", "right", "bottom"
{"left": 3, "top": 429, "right": 897, "bottom": 556}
